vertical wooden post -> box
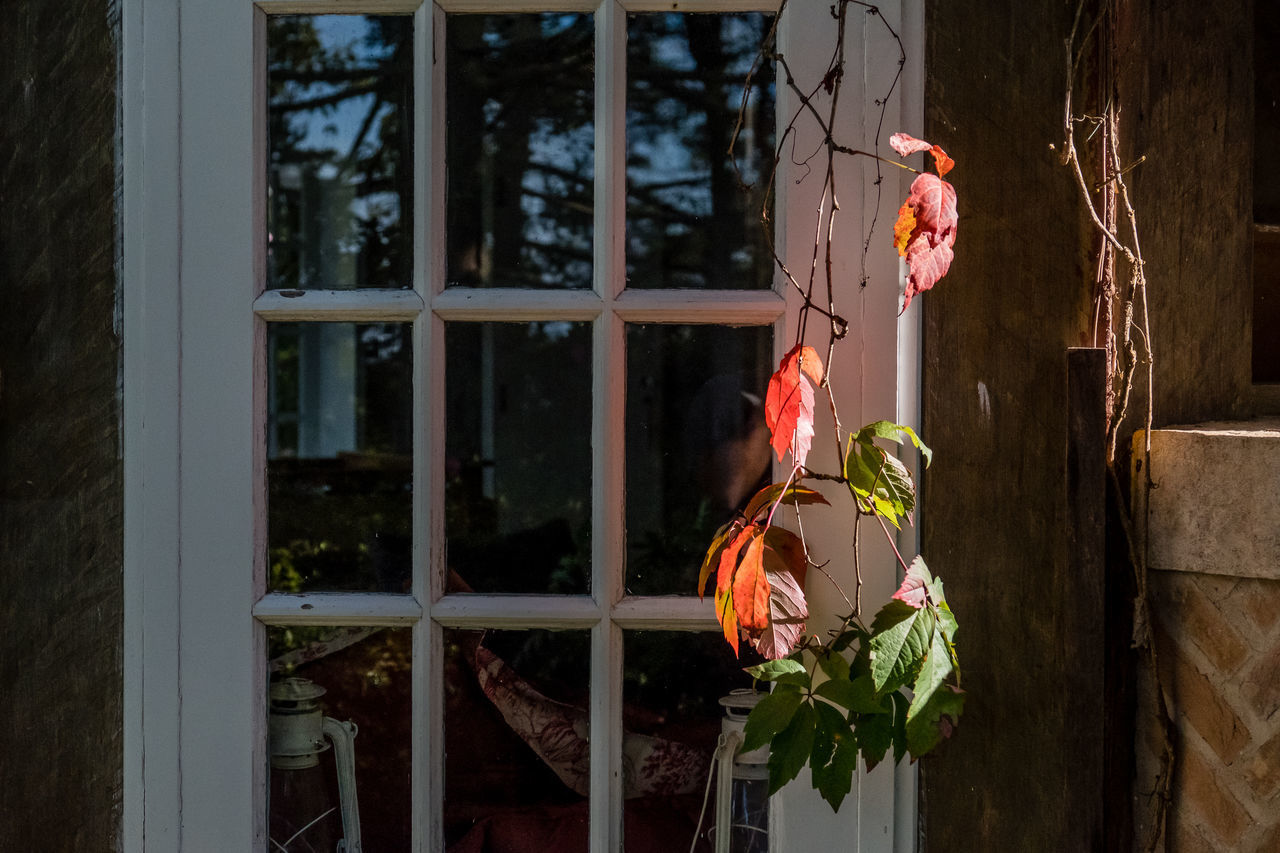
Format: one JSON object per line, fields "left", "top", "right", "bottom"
{"left": 1065, "top": 347, "right": 1108, "bottom": 850}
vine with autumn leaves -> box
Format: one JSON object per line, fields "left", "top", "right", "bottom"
{"left": 696, "top": 1, "right": 963, "bottom": 810}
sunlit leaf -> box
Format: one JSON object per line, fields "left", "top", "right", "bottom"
{"left": 764, "top": 344, "right": 824, "bottom": 466}
{"left": 868, "top": 600, "right": 935, "bottom": 694}
{"left": 732, "top": 531, "right": 771, "bottom": 632}
{"left": 742, "top": 481, "right": 830, "bottom": 522}
{"left": 906, "top": 684, "right": 965, "bottom": 758}
{"left": 746, "top": 658, "right": 810, "bottom": 688}
{"left": 891, "top": 555, "right": 933, "bottom": 609}
{"left": 697, "top": 519, "right": 740, "bottom": 600}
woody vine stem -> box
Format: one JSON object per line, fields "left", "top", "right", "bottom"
{"left": 1062, "top": 3, "right": 1171, "bottom": 850}
{"left": 696, "top": 1, "right": 964, "bottom": 811}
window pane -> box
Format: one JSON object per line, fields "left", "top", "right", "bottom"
{"left": 268, "top": 626, "right": 411, "bottom": 852}
{"left": 443, "top": 628, "right": 590, "bottom": 851}
{"left": 267, "top": 322, "right": 412, "bottom": 593}
{"left": 625, "top": 324, "right": 773, "bottom": 596}
{"left": 446, "top": 13, "right": 595, "bottom": 289}
{"left": 267, "top": 15, "right": 413, "bottom": 290}
{"left": 446, "top": 322, "right": 592, "bottom": 594}
{"left": 622, "top": 631, "right": 764, "bottom": 852}
{"left": 626, "top": 13, "right": 776, "bottom": 290}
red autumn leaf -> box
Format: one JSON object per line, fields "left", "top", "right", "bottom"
{"left": 890, "top": 132, "right": 959, "bottom": 312}
{"left": 697, "top": 519, "right": 740, "bottom": 600}
{"left": 889, "top": 132, "right": 955, "bottom": 177}
{"left": 764, "top": 344, "right": 825, "bottom": 466}
{"left": 749, "top": 528, "right": 810, "bottom": 659}
{"left": 752, "top": 565, "right": 809, "bottom": 659}
{"left": 894, "top": 171, "right": 958, "bottom": 313}
{"left": 731, "top": 530, "right": 771, "bottom": 632}
{"left": 891, "top": 556, "right": 931, "bottom": 609}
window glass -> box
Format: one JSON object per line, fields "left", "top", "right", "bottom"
{"left": 446, "top": 13, "right": 595, "bottom": 289}
{"left": 446, "top": 322, "right": 593, "bottom": 594}
{"left": 443, "top": 628, "right": 591, "bottom": 851}
{"left": 267, "top": 322, "right": 413, "bottom": 593}
{"left": 267, "top": 626, "right": 412, "bottom": 851}
{"left": 626, "top": 13, "right": 776, "bottom": 290}
{"left": 621, "top": 631, "right": 765, "bottom": 851}
{"left": 267, "top": 15, "right": 413, "bottom": 290}
{"left": 625, "top": 324, "right": 773, "bottom": 596}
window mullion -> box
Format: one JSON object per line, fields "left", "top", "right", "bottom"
{"left": 590, "top": 2, "right": 627, "bottom": 851}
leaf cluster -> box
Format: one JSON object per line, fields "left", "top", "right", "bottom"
{"left": 739, "top": 557, "right": 963, "bottom": 811}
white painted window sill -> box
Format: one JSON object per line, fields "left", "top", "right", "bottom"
{"left": 1139, "top": 418, "right": 1280, "bottom": 580}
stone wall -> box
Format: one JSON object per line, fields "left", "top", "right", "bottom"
{"left": 1138, "top": 424, "right": 1280, "bottom": 851}
{"left": 0, "top": 0, "right": 123, "bottom": 848}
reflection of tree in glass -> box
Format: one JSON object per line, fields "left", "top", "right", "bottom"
{"left": 626, "top": 13, "right": 776, "bottom": 290}
{"left": 447, "top": 14, "right": 596, "bottom": 290}
{"left": 267, "top": 15, "right": 413, "bottom": 290}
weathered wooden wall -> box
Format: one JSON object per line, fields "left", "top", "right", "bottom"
{"left": 1119, "top": 0, "right": 1255, "bottom": 426}
{"left": 0, "top": 1, "right": 123, "bottom": 848}
{"left": 919, "top": 0, "right": 1102, "bottom": 849}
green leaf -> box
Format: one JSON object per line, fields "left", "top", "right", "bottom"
{"left": 810, "top": 701, "right": 859, "bottom": 811}
{"left": 746, "top": 658, "right": 811, "bottom": 689}
{"left": 889, "top": 690, "right": 910, "bottom": 764}
{"left": 935, "top": 599, "right": 959, "bottom": 646}
{"left": 905, "top": 684, "right": 965, "bottom": 758}
{"left": 815, "top": 673, "right": 885, "bottom": 714}
{"left": 906, "top": 625, "right": 955, "bottom": 720}
{"left": 855, "top": 706, "right": 893, "bottom": 772}
{"left": 844, "top": 438, "right": 913, "bottom": 528}
{"left": 830, "top": 623, "right": 867, "bottom": 654}
{"left": 741, "top": 685, "right": 804, "bottom": 753}
{"left": 815, "top": 649, "right": 851, "bottom": 683}
{"left": 855, "top": 420, "right": 932, "bottom": 467}
{"left": 868, "top": 600, "right": 936, "bottom": 694}
{"left": 767, "top": 700, "right": 816, "bottom": 794}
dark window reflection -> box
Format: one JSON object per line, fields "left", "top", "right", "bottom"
{"left": 1255, "top": 5, "right": 1280, "bottom": 382}
{"left": 625, "top": 324, "right": 773, "bottom": 596}
{"left": 446, "top": 322, "right": 592, "bottom": 594}
{"left": 267, "top": 15, "right": 413, "bottom": 290}
{"left": 268, "top": 626, "right": 412, "bottom": 852}
{"left": 267, "top": 322, "right": 412, "bottom": 593}
{"left": 447, "top": 14, "right": 595, "bottom": 289}
{"left": 622, "top": 631, "right": 764, "bottom": 852}
{"left": 627, "top": 13, "right": 776, "bottom": 290}
{"left": 443, "top": 629, "right": 590, "bottom": 851}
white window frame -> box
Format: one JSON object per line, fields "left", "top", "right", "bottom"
{"left": 122, "top": 0, "right": 924, "bottom": 849}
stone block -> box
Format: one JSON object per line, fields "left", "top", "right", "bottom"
{"left": 1140, "top": 421, "right": 1280, "bottom": 581}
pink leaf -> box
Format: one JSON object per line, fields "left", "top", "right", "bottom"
{"left": 898, "top": 172, "right": 958, "bottom": 312}
{"left": 891, "top": 557, "right": 931, "bottom": 609}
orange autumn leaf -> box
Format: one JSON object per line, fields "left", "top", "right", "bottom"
{"left": 732, "top": 530, "right": 771, "bottom": 632}
{"left": 764, "top": 344, "right": 825, "bottom": 466}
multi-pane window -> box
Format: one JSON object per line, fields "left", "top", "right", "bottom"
{"left": 257, "top": 7, "right": 780, "bottom": 850}
{"left": 125, "top": 1, "right": 916, "bottom": 849}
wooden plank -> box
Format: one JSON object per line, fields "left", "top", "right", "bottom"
{"left": 1066, "top": 347, "right": 1107, "bottom": 850}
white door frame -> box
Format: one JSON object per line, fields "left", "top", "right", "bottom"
{"left": 121, "top": 1, "right": 925, "bottom": 849}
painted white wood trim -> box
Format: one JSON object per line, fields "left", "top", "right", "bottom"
{"left": 893, "top": 2, "right": 925, "bottom": 848}
{"left": 610, "top": 596, "right": 720, "bottom": 630}
{"left": 430, "top": 287, "right": 605, "bottom": 321}
{"left": 613, "top": 288, "right": 786, "bottom": 324}
{"left": 589, "top": 5, "right": 626, "bottom": 848}
{"left": 256, "top": 0, "right": 423, "bottom": 13}
{"left": 413, "top": 6, "right": 437, "bottom": 851}
{"left": 122, "top": 0, "right": 184, "bottom": 848}
{"left": 252, "top": 593, "right": 425, "bottom": 624}
{"left": 178, "top": 0, "right": 260, "bottom": 847}
{"left": 253, "top": 288, "right": 426, "bottom": 321}
{"left": 430, "top": 594, "right": 603, "bottom": 627}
